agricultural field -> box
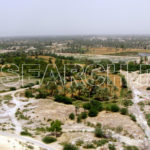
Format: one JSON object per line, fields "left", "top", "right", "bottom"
{"left": 88, "top": 47, "right": 150, "bottom": 55}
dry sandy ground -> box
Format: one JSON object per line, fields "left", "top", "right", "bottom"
{"left": 0, "top": 135, "right": 40, "bottom": 150}
{"left": 86, "top": 111, "right": 145, "bottom": 140}
{"left": 32, "top": 99, "right": 76, "bottom": 123}
{"left": 0, "top": 84, "right": 147, "bottom": 150}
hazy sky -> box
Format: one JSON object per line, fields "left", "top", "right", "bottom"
{"left": 0, "top": 0, "right": 150, "bottom": 36}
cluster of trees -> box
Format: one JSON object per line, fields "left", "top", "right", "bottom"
{"left": 71, "top": 36, "right": 150, "bottom": 50}
{"left": 83, "top": 100, "right": 120, "bottom": 117}
{"left": 60, "top": 48, "right": 88, "bottom": 54}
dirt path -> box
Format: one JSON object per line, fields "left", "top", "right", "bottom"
{"left": 0, "top": 131, "right": 55, "bottom": 150}
{"left": 121, "top": 71, "right": 150, "bottom": 149}
{"left": 0, "top": 86, "right": 56, "bottom": 150}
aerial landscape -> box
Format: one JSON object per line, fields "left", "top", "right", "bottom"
{"left": 0, "top": 0, "right": 150, "bottom": 150}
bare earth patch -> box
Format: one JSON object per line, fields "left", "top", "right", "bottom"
{"left": 86, "top": 111, "right": 145, "bottom": 139}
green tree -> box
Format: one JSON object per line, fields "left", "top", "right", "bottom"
{"left": 70, "top": 84, "right": 76, "bottom": 97}
{"left": 95, "top": 126, "right": 104, "bottom": 138}
{"left": 69, "top": 113, "right": 75, "bottom": 120}
{"left": 49, "top": 120, "right": 62, "bottom": 137}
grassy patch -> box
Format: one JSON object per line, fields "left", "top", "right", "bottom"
{"left": 20, "top": 130, "right": 32, "bottom": 137}
{"left": 42, "top": 136, "right": 56, "bottom": 144}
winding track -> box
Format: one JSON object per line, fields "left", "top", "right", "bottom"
{"left": 121, "top": 71, "right": 150, "bottom": 149}
{"left": 0, "top": 86, "right": 55, "bottom": 150}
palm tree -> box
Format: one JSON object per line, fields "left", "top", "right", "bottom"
{"left": 61, "top": 86, "right": 68, "bottom": 96}
{"left": 70, "top": 84, "right": 76, "bottom": 97}
{"left": 77, "top": 82, "right": 84, "bottom": 95}
{"left": 113, "top": 85, "right": 118, "bottom": 95}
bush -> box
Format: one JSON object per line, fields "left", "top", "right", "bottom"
{"left": 77, "top": 115, "right": 82, "bottom": 123}
{"left": 83, "top": 100, "right": 103, "bottom": 112}
{"left": 120, "top": 108, "right": 128, "bottom": 115}
{"left": 146, "top": 87, "right": 150, "bottom": 90}
{"left": 63, "top": 143, "right": 79, "bottom": 150}
{"left": 42, "top": 136, "right": 56, "bottom": 144}
{"left": 110, "top": 104, "right": 120, "bottom": 112}
{"left": 25, "top": 90, "right": 33, "bottom": 98}
{"left": 145, "top": 114, "right": 150, "bottom": 127}
{"left": 84, "top": 100, "right": 103, "bottom": 117}
{"left": 96, "top": 123, "right": 102, "bottom": 128}
{"left": 88, "top": 108, "right": 98, "bottom": 117}
{"left": 83, "top": 103, "right": 91, "bottom": 110}
{"left": 94, "top": 127, "right": 104, "bottom": 138}
{"left": 83, "top": 143, "right": 95, "bottom": 149}
{"left": 36, "top": 89, "right": 49, "bottom": 99}
{"left": 109, "top": 144, "right": 116, "bottom": 150}
{"left": 94, "top": 139, "right": 108, "bottom": 147}
{"left": 23, "top": 83, "right": 34, "bottom": 88}
{"left": 76, "top": 140, "right": 84, "bottom": 146}
{"left": 129, "top": 114, "right": 136, "bottom": 122}
{"left": 116, "top": 126, "right": 123, "bottom": 133}
{"left": 121, "top": 76, "right": 127, "bottom": 88}
{"left": 20, "top": 130, "right": 32, "bottom": 137}
{"left": 49, "top": 120, "right": 62, "bottom": 133}
{"left": 69, "top": 113, "right": 75, "bottom": 120}
{"left": 55, "top": 95, "right": 72, "bottom": 104}
{"left": 10, "top": 87, "right": 16, "bottom": 91}
{"left": 123, "top": 100, "right": 133, "bottom": 107}
{"left": 90, "top": 100, "right": 103, "bottom": 111}
{"left": 80, "top": 112, "right": 87, "bottom": 119}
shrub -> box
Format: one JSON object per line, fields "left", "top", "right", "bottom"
{"left": 69, "top": 113, "right": 75, "bottom": 120}
{"left": 146, "top": 87, "right": 150, "bottom": 90}
{"left": 109, "top": 144, "right": 116, "bottom": 150}
{"left": 116, "top": 126, "right": 123, "bottom": 133}
{"left": 83, "top": 100, "right": 103, "bottom": 112}
{"left": 23, "top": 83, "right": 34, "bottom": 88}
{"left": 145, "top": 114, "right": 150, "bottom": 127}
{"left": 110, "top": 104, "right": 120, "bottom": 112}
{"left": 84, "top": 100, "right": 103, "bottom": 117}
{"left": 42, "top": 136, "right": 56, "bottom": 144}
{"left": 10, "top": 87, "right": 16, "bottom": 91}
{"left": 25, "top": 90, "right": 33, "bottom": 98}
{"left": 63, "top": 143, "right": 79, "bottom": 150}
{"left": 77, "top": 115, "right": 82, "bottom": 123}
{"left": 83, "top": 143, "right": 95, "bottom": 149}
{"left": 81, "top": 112, "right": 87, "bottom": 119}
{"left": 3, "top": 95, "right": 12, "bottom": 100}
{"left": 129, "top": 114, "right": 136, "bottom": 122}
{"left": 112, "top": 94, "right": 118, "bottom": 99}
{"left": 96, "top": 123, "right": 102, "bottom": 128}
{"left": 95, "top": 127, "right": 104, "bottom": 138}
{"left": 55, "top": 95, "right": 72, "bottom": 104}
{"left": 36, "top": 89, "right": 49, "bottom": 99}
{"left": 49, "top": 120, "right": 62, "bottom": 133}
{"left": 94, "top": 139, "right": 108, "bottom": 147}
{"left": 76, "top": 140, "right": 84, "bottom": 146}
{"left": 20, "top": 130, "right": 32, "bottom": 137}
{"left": 83, "top": 103, "right": 91, "bottom": 110}
{"left": 123, "top": 100, "right": 133, "bottom": 107}
{"left": 121, "top": 76, "right": 127, "bottom": 88}
{"left": 90, "top": 100, "right": 103, "bottom": 111}
{"left": 120, "top": 108, "right": 128, "bottom": 115}
{"left": 88, "top": 108, "right": 98, "bottom": 117}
